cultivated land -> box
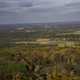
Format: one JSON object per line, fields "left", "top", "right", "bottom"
{"left": 0, "top": 24, "right": 80, "bottom": 80}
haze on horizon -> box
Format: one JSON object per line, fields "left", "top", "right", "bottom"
{"left": 0, "top": 0, "right": 80, "bottom": 24}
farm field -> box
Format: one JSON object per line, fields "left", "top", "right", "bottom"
{"left": 0, "top": 25, "right": 80, "bottom": 80}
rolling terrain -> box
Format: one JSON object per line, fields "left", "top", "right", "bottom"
{"left": 0, "top": 23, "right": 80, "bottom": 80}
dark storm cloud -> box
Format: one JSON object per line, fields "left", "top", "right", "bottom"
{"left": 0, "top": 0, "right": 80, "bottom": 24}
{"left": 0, "top": 0, "right": 33, "bottom": 8}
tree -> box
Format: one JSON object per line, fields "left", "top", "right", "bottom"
{"left": 15, "top": 48, "right": 55, "bottom": 80}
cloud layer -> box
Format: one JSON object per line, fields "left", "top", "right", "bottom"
{"left": 0, "top": 0, "right": 80, "bottom": 24}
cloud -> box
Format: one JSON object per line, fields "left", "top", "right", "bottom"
{"left": 0, "top": 0, "right": 80, "bottom": 24}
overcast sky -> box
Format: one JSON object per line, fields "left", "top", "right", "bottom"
{"left": 0, "top": 0, "right": 80, "bottom": 24}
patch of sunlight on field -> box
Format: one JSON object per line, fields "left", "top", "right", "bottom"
{"left": 73, "top": 31, "right": 80, "bottom": 34}
{"left": 58, "top": 41, "right": 75, "bottom": 47}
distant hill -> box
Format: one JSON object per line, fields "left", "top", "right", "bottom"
{"left": 0, "top": 21, "right": 80, "bottom": 30}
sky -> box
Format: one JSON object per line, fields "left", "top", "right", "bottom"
{"left": 0, "top": 0, "right": 80, "bottom": 24}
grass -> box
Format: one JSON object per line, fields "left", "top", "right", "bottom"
{"left": 0, "top": 63, "right": 26, "bottom": 73}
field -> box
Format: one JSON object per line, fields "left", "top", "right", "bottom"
{"left": 0, "top": 25, "right": 80, "bottom": 80}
